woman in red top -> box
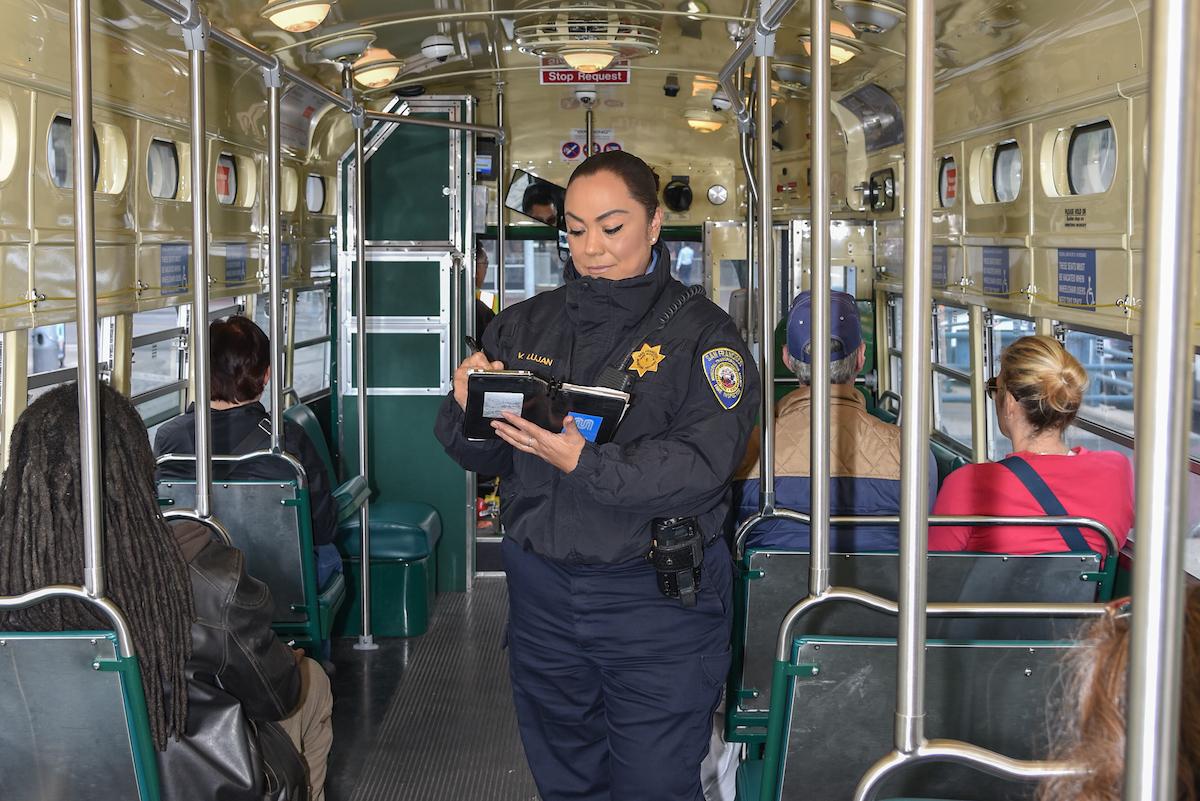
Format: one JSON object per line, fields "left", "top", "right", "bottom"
{"left": 930, "top": 335, "right": 1133, "bottom": 555}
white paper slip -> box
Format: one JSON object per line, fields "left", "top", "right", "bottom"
{"left": 482, "top": 391, "right": 524, "bottom": 419}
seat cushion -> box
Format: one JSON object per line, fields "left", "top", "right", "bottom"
{"left": 337, "top": 501, "right": 442, "bottom": 560}
{"left": 735, "top": 759, "right": 763, "bottom": 801}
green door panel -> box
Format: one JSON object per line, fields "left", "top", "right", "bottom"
{"left": 352, "top": 259, "right": 444, "bottom": 317}
{"left": 365, "top": 115, "right": 453, "bottom": 243}
{"left": 349, "top": 333, "right": 442, "bottom": 389}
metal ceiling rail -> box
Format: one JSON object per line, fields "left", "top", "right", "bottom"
{"left": 364, "top": 110, "right": 505, "bottom": 142}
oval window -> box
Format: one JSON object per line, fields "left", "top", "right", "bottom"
{"left": 992, "top": 141, "right": 1021, "bottom": 203}
{"left": 938, "top": 156, "right": 957, "bottom": 208}
{"left": 1068, "top": 120, "right": 1117, "bottom": 195}
{"left": 48, "top": 115, "right": 99, "bottom": 190}
{"left": 0, "top": 98, "right": 16, "bottom": 183}
{"left": 306, "top": 174, "right": 326, "bottom": 214}
{"left": 215, "top": 153, "right": 238, "bottom": 206}
{"left": 147, "top": 139, "right": 179, "bottom": 199}
{"left": 282, "top": 166, "right": 299, "bottom": 212}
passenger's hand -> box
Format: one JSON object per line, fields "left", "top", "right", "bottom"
{"left": 493, "top": 412, "right": 586, "bottom": 474}
{"left": 453, "top": 351, "right": 504, "bottom": 410}
{"left": 292, "top": 648, "right": 305, "bottom": 665}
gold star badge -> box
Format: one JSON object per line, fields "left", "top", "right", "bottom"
{"left": 629, "top": 343, "right": 666, "bottom": 378}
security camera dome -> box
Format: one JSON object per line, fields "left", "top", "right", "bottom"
{"left": 421, "top": 34, "right": 455, "bottom": 62}
{"left": 711, "top": 88, "right": 732, "bottom": 112}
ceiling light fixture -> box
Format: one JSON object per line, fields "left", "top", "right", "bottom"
{"left": 352, "top": 48, "right": 403, "bottom": 88}
{"left": 307, "top": 24, "right": 377, "bottom": 61}
{"left": 685, "top": 108, "right": 724, "bottom": 133}
{"left": 677, "top": 0, "right": 708, "bottom": 22}
{"left": 260, "top": 0, "right": 333, "bottom": 33}
{"left": 773, "top": 56, "right": 811, "bottom": 85}
{"left": 832, "top": 0, "right": 907, "bottom": 35}
{"left": 801, "top": 33, "right": 863, "bottom": 65}
{"left": 561, "top": 47, "right": 618, "bottom": 73}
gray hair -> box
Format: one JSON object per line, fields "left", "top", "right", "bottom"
{"left": 794, "top": 351, "right": 859, "bottom": 386}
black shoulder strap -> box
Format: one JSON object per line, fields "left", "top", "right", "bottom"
{"left": 997, "top": 455, "right": 1092, "bottom": 553}
{"left": 594, "top": 284, "right": 707, "bottom": 390}
{"left": 231, "top": 417, "right": 272, "bottom": 456}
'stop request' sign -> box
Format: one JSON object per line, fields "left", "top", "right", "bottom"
{"left": 539, "top": 67, "right": 630, "bottom": 84}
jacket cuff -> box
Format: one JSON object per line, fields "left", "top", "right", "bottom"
{"left": 565, "top": 441, "right": 602, "bottom": 482}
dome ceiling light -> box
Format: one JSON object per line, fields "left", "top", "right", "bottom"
{"left": 773, "top": 55, "right": 810, "bottom": 86}
{"left": 260, "top": 0, "right": 333, "bottom": 33}
{"left": 352, "top": 48, "right": 403, "bottom": 88}
{"left": 832, "top": 0, "right": 906, "bottom": 35}
{"left": 307, "top": 24, "right": 377, "bottom": 61}
{"left": 800, "top": 21, "right": 863, "bottom": 65}
{"left": 514, "top": 0, "right": 663, "bottom": 71}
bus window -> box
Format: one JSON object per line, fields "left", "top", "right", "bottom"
{"left": 215, "top": 153, "right": 238, "bottom": 205}
{"left": 1067, "top": 121, "right": 1117, "bottom": 196}
{"left": 885, "top": 294, "right": 903, "bottom": 396}
{"left": 47, "top": 115, "right": 99, "bottom": 190}
{"left": 985, "top": 313, "right": 1036, "bottom": 459}
{"left": 501, "top": 239, "right": 567, "bottom": 308}
{"left": 305, "top": 174, "right": 327, "bottom": 214}
{"left": 992, "top": 140, "right": 1021, "bottom": 203}
{"left": 1063, "top": 329, "right": 1134, "bottom": 439}
{"left": 932, "top": 305, "right": 971, "bottom": 449}
{"left": 293, "top": 287, "right": 331, "bottom": 401}
{"left": 146, "top": 139, "right": 179, "bottom": 200}
{"left": 131, "top": 307, "right": 187, "bottom": 432}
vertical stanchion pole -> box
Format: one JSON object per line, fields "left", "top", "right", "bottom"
{"left": 347, "top": 68, "right": 377, "bottom": 650}
{"left": 585, "top": 107, "right": 594, "bottom": 158}
{"left": 754, "top": 8, "right": 775, "bottom": 517}
{"left": 1125, "top": 0, "right": 1199, "bottom": 796}
{"left": 495, "top": 83, "right": 506, "bottom": 311}
{"left": 70, "top": 0, "right": 103, "bottom": 598}
{"left": 736, "top": 64, "right": 757, "bottom": 360}
{"left": 967, "top": 305, "right": 987, "bottom": 464}
{"left": 895, "top": 0, "right": 935, "bottom": 756}
{"left": 184, "top": 5, "right": 212, "bottom": 517}
{"left": 265, "top": 63, "right": 284, "bottom": 451}
{"left": 808, "top": 0, "right": 831, "bottom": 595}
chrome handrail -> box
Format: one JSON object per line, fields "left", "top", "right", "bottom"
{"left": 0, "top": 586, "right": 137, "bottom": 659}
{"left": 156, "top": 449, "right": 309, "bottom": 490}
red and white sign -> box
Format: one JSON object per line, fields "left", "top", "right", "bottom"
{"left": 540, "top": 67, "right": 630, "bottom": 85}
{"left": 943, "top": 166, "right": 957, "bottom": 202}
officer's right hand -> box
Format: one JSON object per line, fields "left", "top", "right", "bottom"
{"left": 454, "top": 351, "right": 505, "bottom": 410}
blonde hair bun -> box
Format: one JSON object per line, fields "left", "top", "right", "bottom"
{"left": 1000, "top": 335, "right": 1088, "bottom": 432}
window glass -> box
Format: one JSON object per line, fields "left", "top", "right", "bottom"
{"left": 666, "top": 241, "right": 703, "bottom": 288}
{"left": 1068, "top": 121, "right": 1117, "bottom": 196}
{"left": 933, "top": 373, "right": 972, "bottom": 447}
{"left": 294, "top": 288, "right": 329, "bottom": 343}
{"left": 985, "top": 314, "right": 1037, "bottom": 459}
{"left": 28, "top": 323, "right": 71, "bottom": 374}
{"left": 282, "top": 167, "right": 298, "bottom": 213}
{"left": 933, "top": 304, "right": 969, "bottom": 371}
{"left": 293, "top": 343, "right": 330, "bottom": 399}
{"left": 306, "top": 174, "right": 326, "bottom": 214}
{"left": 310, "top": 241, "right": 333, "bottom": 279}
{"left": 130, "top": 307, "right": 185, "bottom": 398}
{"left": 48, "top": 115, "right": 98, "bottom": 190}
{"left": 938, "top": 156, "right": 957, "bottom": 208}
{"left": 1063, "top": 329, "right": 1134, "bottom": 437}
{"left": 0, "top": 98, "right": 18, "bottom": 183}
{"left": 215, "top": 153, "right": 237, "bottom": 206}
{"left": 147, "top": 139, "right": 179, "bottom": 199}
{"left": 501, "top": 240, "right": 568, "bottom": 307}
{"left": 992, "top": 141, "right": 1022, "bottom": 203}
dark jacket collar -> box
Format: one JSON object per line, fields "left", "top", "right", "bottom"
{"left": 563, "top": 240, "right": 673, "bottom": 327}
{"left": 185, "top": 400, "right": 268, "bottom": 418}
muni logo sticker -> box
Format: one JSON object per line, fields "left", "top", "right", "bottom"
{"left": 702, "top": 347, "right": 744, "bottom": 410}
{"left": 569, "top": 412, "right": 604, "bottom": 442}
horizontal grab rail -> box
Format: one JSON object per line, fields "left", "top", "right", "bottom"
{"left": 734, "top": 509, "right": 1119, "bottom": 562}
{"left": 0, "top": 585, "right": 137, "bottom": 658}
{"left": 161, "top": 508, "right": 235, "bottom": 547}
{"left": 156, "top": 449, "right": 309, "bottom": 489}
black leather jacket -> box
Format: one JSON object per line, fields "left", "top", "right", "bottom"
{"left": 158, "top": 520, "right": 306, "bottom": 801}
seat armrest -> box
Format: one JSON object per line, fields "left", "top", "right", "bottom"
{"left": 333, "top": 476, "right": 370, "bottom": 524}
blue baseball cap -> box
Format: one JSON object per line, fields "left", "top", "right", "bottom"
{"left": 786, "top": 290, "right": 863, "bottom": 364}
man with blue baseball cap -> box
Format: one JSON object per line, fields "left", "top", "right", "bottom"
{"left": 733, "top": 290, "right": 936, "bottom": 551}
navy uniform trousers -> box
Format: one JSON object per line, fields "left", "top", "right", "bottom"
{"left": 502, "top": 536, "right": 733, "bottom": 801}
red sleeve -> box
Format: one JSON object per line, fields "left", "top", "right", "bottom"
{"left": 928, "top": 468, "right": 976, "bottom": 551}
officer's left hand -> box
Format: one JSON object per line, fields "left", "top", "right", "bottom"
{"left": 493, "top": 412, "right": 585, "bottom": 474}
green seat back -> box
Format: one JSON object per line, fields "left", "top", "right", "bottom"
{"left": 0, "top": 630, "right": 160, "bottom": 801}
{"left": 283, "top": 403, "right": 336, "bottom": 484}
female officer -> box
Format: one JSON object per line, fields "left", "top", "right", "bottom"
{"left": 435, "top": 150, "right": 758, "bottom": 800}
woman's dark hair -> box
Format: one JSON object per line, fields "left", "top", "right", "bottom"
{"left": 211, "top": 315, "right": 271, "bottom": 403}
{"left": 0, "top": 382, "right": 195, "bottom": 750}
{"left": 569, "top": 150, "right": 661, "bottom": 219}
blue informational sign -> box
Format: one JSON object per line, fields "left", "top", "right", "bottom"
{"left": 1057, "top": 248, "right": 1097, "bottom": 311}
{"left": 932, "top": 245, "right": 948, "bottom": 287}
{"left": 281, "top": 243, "right": 291, "bottom": 278}
{"left": 160, "top": 243, "right": 190, "bottom": 295}
{"left": 225, "top": 243, "right": 247, "bottom": 283}
{"left": 982, "top": 246, "right": 1010, "bottom": 296}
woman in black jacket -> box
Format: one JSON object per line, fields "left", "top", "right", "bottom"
{"left": 437, "top": 151, "right": 759, "bottom": 800}
{"left": 0, "top": 382, "right": 332, "bottom": 801}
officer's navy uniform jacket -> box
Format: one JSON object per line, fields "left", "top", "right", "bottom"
{"left": 735, "top": 383, "right": 937, "bottom": 551}
{"left": 436, "top": 243, "right": 760, "bottom": 563}
{"left": 435, "top": 243, "right": 759, "bottom": 801}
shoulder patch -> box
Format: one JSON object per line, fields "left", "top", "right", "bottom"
{"left": 702, "top": 347, "right": 744, "bottom": 410}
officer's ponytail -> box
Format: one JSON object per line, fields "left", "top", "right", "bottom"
{"left": 569, "top": 150, "right": 660, "bottom": 219}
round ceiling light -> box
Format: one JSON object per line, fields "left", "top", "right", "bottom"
{"left": 773, "top": 55, "right": 810, "bottom": 85}
{"left": 260, "top": 0, "right": 333, "bottom": 33}
{"left": 561, "top": 47, "right": 619, "bottom": 73}
{"left": 801, "top": 32, "right": 863, "bottom": 65}
{"left": 353, "top": 48, "right": 403, "bottom": 88}
{"left": 833, "top": 0, "right": 906, "bottom": 35}
{"left": 685, "top": 108, "right": 724, "bottom": 133}
{"left": 514, "top": 0, "right": 663, "bottom": 67}
{"left": 308, "top": 24, "right": 377, "bottom": 61}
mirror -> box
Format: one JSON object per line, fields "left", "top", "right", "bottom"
{"left": 505, "top": 169, "right": 567, "bottom": 230}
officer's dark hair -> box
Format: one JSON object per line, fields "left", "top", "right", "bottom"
{"left": 569, "top": 151, "right": 661, "bottom": 219}
{"left": 0, "top": 381, "right": 195, "bottom": 751}
{"left": 521, "top": 181, "right": 559, "bottom": 214}
{"left": 211, "top": 315, "right": 271, "bottom": 403}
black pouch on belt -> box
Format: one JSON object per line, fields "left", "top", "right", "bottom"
{"left": 648, "top": 516, "right": 704, "bottom": 607}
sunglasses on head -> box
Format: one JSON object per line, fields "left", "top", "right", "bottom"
{"left": 985, "top": 375, "right": 999, "bottom": 400}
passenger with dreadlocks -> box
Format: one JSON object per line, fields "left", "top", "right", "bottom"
{"left": 0, "top": 382, "right": 334, "bottom": 801}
